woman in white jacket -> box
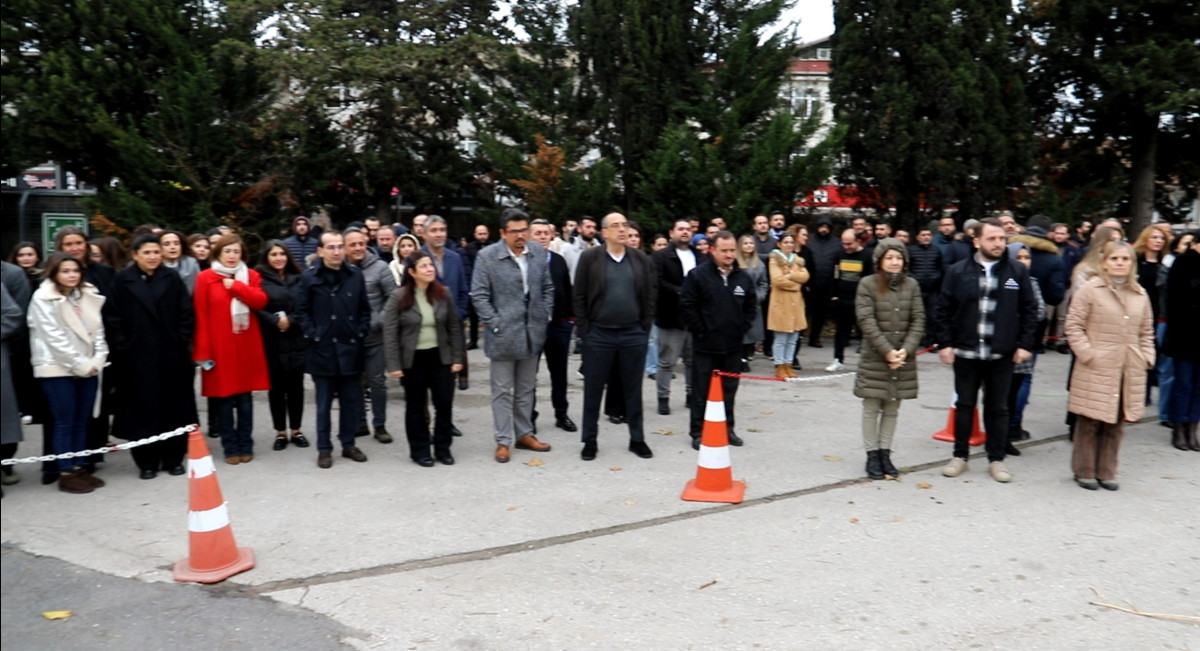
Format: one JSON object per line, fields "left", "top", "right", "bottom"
{"left": 28, "top": 252, "right": 109, "bottom": 494}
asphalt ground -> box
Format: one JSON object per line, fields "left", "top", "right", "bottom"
{"left": 3, "top": 344, "right": 1198, "bottom": 649}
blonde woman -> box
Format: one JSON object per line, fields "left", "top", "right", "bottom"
{"left": 736, "top": 234, "right": 769, "bottom": 372}
{"left": 1065, "top": 241, "right": 1155, "bottom": 490}
{"left": 767, "top": 233, "right": 809, "bottom": 378}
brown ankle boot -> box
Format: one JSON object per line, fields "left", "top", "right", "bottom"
{"left": 775, "top": 364, "right": 789, "bottom": 379}
{"left": 1188, "top": 422, "right": 1200, "bottom": 452}
{"left": 1172, "top": 423, "right": 1189, "bottom": 450}
{"left": 58, "top": 472, "right": 94, "bottom": 494}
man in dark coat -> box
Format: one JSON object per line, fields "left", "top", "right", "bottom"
{"left": 295, "top": 230, "right": 373, "bottom": 469}
{"left": 463, "top": 224, "right": 491, "bottom": 349}
{"left": 679, "top": 231, "right": 758, "bottom": 450}
{"left": 652, "top": 219, "right": 699, "bottom": 415}
{"left": 806, "top": 215, "right": 842, "bottom": 348}
{"left": 908, "top": 226, "right": 944, "bottom": 347}
{"left": 423, "top": 215, "right": 470, "bottom": 392}
{"left": 1163, "top": 233, "right": 1200, "bottom": 450}
{"left": 935, "top": 219, "right": 1039, "bottom": 483}
{"left": 1008, "top": 215, "right": 1068, "bottom": 352}
{"left": 574, "top": 213, "right": 657, "bottom": 461}
{"left": 284, "top": 216, "right": 319, "bottom": 266}
{"left": 530, "top": 219, "right": 577, "bottom": 433}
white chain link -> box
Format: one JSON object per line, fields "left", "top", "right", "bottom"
{"left": 0, "top": 424, "right": 196, "bottom": 465}
{"left": 783, "top": 371, "right": 856, "bottom": 383}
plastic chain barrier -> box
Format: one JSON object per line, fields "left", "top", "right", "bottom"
{"left": 713, "top": 345, "right": 943, "bottom": 384}
{"left": 0, "top": 424, "right": 197, "bottom": 465}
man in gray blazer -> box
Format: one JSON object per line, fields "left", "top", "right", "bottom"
{"left": 470, "top": 209, "right": 555, "bottom": 463}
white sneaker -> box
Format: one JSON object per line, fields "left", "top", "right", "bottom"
{"left": 21, "top": 415, "right": 33, "bottom": 425}
{"left": 989, "top": 461, "right": 1013, "bottom": 483}
{"left": 942, "top": 457, "right": 968, "bottom": 477}
{"left": 824, "top": 360, "right": 846, "bottom": 372}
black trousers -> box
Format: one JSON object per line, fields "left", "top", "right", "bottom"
{"left": 467, "top": 303, "right": 481, "bottom": 346}
{"left": 542, "top": 320, "right": 574, "bottom": 419}
{"left": 831, "top": 299, "right": 856, "bottom": 362}
{"left": 268, "top": 366, "right": 305, "bottom": 431}
{"left": 953, "top": 356, "right": 1014, "bottom": 462}
{"left": 807, "top": 284, "right": 832, "bottom": 346}
{"left": 689, "top": 349, "right": 742, "bottom": 439}
{"left": 131, "top": 436, "right": 187, "bottom": 472}
{"left": 581, "top": 326, "right": 648, "bottom": 443}
{"left": 403, "top": 348, "right": 455, "bottom": 461}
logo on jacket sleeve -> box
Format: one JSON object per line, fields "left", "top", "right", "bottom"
{"left": 1004, "top": 278, "right": 1020, "bottom": 290}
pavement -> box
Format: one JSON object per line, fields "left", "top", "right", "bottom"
{"left": 3, "top": 345, "right": 1198, "bottom": 650}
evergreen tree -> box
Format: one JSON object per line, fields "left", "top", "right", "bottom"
{"left": 1024, "top": 0, "right": 1200, "bottom": 231}
{"left": 831, "top": 0, "right": 1033, "bottom": 229}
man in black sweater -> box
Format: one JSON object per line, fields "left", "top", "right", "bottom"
{"left": 574, "top": 213, "right": 657, "bottom": 461}
{"left": 826, "top": 229, "right": 873, "bottom": 372}
{"left": 679, "top": 232, "right": 758, "bottom": 450}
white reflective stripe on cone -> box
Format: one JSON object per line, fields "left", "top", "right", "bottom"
{"left": 704, "top": 401, "right": 726, "bottom": 423}
{"left": 697, "top": 445, "right": 731, "bottom": 470}
{"left": 188, "top": 503, "right": 231, "bottom": 533}
{"left": 188, "top": 455, "right": 215, "bottom": 479}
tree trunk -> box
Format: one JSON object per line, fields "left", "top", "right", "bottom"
{"left": 1128, "top": 112, "right": 1159, "bottom": 235}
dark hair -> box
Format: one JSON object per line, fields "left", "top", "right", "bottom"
{"left": 257, "top": 239, "right": 301, "bottom": 278}
{"left": 205, "top": 227, "right": 224, "bottom": 237}
{"left": 579, "top": 215, "right": 598, "bottom": 228}
{"left": 42, "top": 252, "right": 84, "bottom": 292}
{"left": 159, "top": 230, "right": 188, "bottom": 256}
{"left": 500, "top": 208, "right": 530, "bottom": 230}
{"left": 130, "top": 224, "right": 160, "bottom": 238}
{"left": 712, "top": 230, "right": 736, "bottom": 245}
{"left": 130, "top": 233, "right": 161, "bottom": 253}
{"left": 319, "top": 229, "right": 343, "bottom": 246}
{"left": 397, "top": 251, "right": 448, "bottom": 312}
{"left": 978, "top": 217, "right": 1005, "bottom": 234}
{"left": 7, "top": 241, "right": 41, "bottom": 267}
{"left": 92, "top": 237, "right": 129, "bottom": 269}
{"left": 769, "top": 210, "right": 786, "bottom": 219}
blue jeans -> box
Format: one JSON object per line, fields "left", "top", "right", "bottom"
{"left": 772, "top": 331, "right": 800, "bottom": 365}
{"left": 1155, "top": 322, "right": 1178, "bottom": 423}
{"left": 215, "top": 392, "right": 254, "bottom": 458}
{"left": 41, "top": 377, "right": 98, "bottom": 473}
{"left": 645, "top": 325, "right": 659, "bottom": 375}
{"left": 1170, "top": 359, "right": 1200, "bottom": 424}
{"left": 313, "top": 374, "right": 362, "bottom": 453}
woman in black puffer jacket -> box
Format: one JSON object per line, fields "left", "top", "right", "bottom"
{"left": 853, "top": 238, "right": 925, "bottom": 480}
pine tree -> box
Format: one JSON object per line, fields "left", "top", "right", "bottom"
{"left": 831, "top": 0, "right": 1033, "bottom": 229}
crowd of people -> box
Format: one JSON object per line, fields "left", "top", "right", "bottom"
{"left": 1, "top": 209, "right": 1197, "bottom": 497}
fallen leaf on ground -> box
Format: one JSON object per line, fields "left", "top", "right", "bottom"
{"left": 760, "top": 409, "right": 774, "bottom": 415}
{"left": 42, "top": 611, "right": 72, "bottom": 620}
{"left": 524, "top": 457, "right": 544, "bottom": 467}
{"left": 849, "top": 517, "right": 859, "bottom": 524}
{"left": 655, "top": 429, "right": 676, "bottom": 436}
{"left": 698, "top": 579, "right": 718, "bottom": 589}
{"left": 624, "top": 500, "right": 636, "bottom": 505}
{"left": 746, "top": 428, "right": 761, "bottom": 433}
{"left": 506, "top": 506, "right": 518, "bottom": 511}
{"left": 916, "top": 482, "right": 932, "bottom": 489}
{"left": 609, "top": 466, "right": 622, "bottom": 471}
{"left": 823, "top": 455, "right": 842, "bottom": 462}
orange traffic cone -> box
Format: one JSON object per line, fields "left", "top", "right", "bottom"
{"left": 681, "top": 374, "right": 745, "bottom": 504}
{"left": 932, "top": 395, "right": 986, "bottom": 446}
{"left": 174, "top": 428, "right": 255, "bottom": 583}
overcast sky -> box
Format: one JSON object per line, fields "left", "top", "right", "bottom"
{"left": 783, "top": 0, "right": 834, "bottom": 44}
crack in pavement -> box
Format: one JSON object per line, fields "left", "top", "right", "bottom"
{"left": 237, "top": 435, "right": 1068, "bottom": 597}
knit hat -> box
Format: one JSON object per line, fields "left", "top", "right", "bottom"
{"left": 292, "top": 215, "right": 310, "bottom": 227}
{"left": 816, "top": 215, "right": 834, "bottom": 228}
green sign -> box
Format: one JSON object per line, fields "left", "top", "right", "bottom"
{"left": 42, "top": 213, "right": 87, "bottom": 256}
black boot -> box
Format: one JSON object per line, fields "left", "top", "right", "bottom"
{"left": 865, "top": 450, "right": 884, "bottom": 480}
{"left": 879, "top": 449, "right": 899, "bottom": 477}
{"left": 1172, "top": 423, "right": 1188, "bottom": 450}
{"left": 1188, "top": 422, "right": 1200, "bottom": 452}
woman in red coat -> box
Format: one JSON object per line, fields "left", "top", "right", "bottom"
{"left": 194, "top": 234, "right": 270, "bottom": 464}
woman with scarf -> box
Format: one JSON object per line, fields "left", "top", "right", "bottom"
{"left": 387, "top": 233, "right": 422, "bottom": 286}
{"left": 768, "top": 233, "right": 809, "bottom": 378}
{"left": 28, "top": 253, "right": 109, "bottom": 493}
{"left": 853, "top": 239, "right": 924, "bottom": 480}
{"left": 193, "top": 233, "right": 270, "bottom": 464}
{"left": 104, "top": 234, "right": 198, "bottom": 479}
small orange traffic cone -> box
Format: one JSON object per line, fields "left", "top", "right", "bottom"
{"left": 681, "top": 374, "right": 745, "bottom": 504}
{"left": 932, "top": 395, "right": 986, "bottom": 446}
{"left": 174, "top": 428, "right": 255, "bottom": 584}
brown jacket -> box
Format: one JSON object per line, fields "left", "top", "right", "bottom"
{"left": 767, "top": 250, "right": 809, "bottom": 333}
{"left": 1065, "top": 276, "right": 1155, "bottom": 424}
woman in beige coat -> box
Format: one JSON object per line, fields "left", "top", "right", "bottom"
{"left": 1065, "top": 241, "right": 1155, "bottom": 491}
{"left": 767, "top": 233, "right": 809, "bottom": 378}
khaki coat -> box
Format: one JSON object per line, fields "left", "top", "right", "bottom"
{"left": 767, "top": 251, "right": 809, "bottom": 333}
{"left": 1065, "top": 276, "right": 1155, "bottom": 424}
{"left": 853, "top": 273, "right": 924, "bottom": 400}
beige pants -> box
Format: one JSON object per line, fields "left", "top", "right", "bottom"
{"left": 862, "top": 398, "right": 900, "bottom": 451}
